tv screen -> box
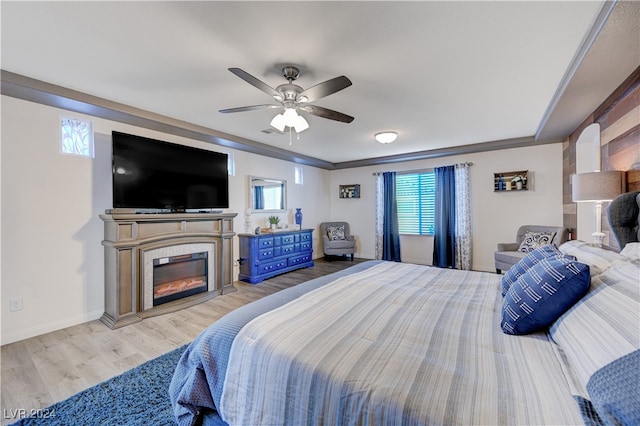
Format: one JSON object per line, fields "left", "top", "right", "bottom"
{"left": 112, "top": 131, "right": 229, "bottom": 211}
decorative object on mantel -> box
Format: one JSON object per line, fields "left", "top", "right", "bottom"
{"left": 571, "top": 170, "right": 624, "bottom": 247}
{"left": 494, "top": 171, "right": 529, "bottom": 191}
{"left": 295, "top": 208, "right": 303, "bottom": 230}
{"left": 340, "top": 184, "right": 361, "bottom": 198}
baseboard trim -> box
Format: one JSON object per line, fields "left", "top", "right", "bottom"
{"left": 1, "top": 309, "right": 104, "bottom": 345}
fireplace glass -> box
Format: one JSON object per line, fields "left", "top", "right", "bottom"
{"left": 153, "top": 252, "right": 208, "bottom": 306}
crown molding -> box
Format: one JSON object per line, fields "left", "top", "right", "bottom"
{"left": 2, "top": 70, "right": 560, "bottom": 171}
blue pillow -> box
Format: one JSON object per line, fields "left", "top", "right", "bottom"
{"left": 501, "top": 257, "right": 590, "bottom": 335}
{"left": 501, "top": 244, "right": 565, "bottom": 297}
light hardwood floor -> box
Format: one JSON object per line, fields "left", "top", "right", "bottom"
{"left": 1, "top": 258, "right": 367, "bottom": 425}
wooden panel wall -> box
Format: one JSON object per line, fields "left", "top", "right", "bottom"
{"left": 563, "top": 66, "right": 640, "bottom": 248}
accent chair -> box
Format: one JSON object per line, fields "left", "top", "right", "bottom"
{"left": 320, "top": 222, "right": 356, "bottom": 261}
{"left": 494, "top": 225, "right": 569, "bottom": 273}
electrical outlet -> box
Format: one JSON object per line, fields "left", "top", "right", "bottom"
{"left": 9, "top": 297, "right": 23, "bottom": 312}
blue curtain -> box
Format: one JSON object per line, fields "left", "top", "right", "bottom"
{"left": 383, "top": 172, "right": 401, "bottom": 262}
{"left": 432, "top": 165, "right": 456, "bottom": 268}
{"left": 254, "top": 186, "right": 264, "bottom": 210}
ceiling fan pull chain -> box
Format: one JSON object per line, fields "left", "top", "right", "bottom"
{"left": 289, "top": 127, "right": 293, "bottom": 146}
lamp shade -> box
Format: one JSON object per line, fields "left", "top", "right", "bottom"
{"left": 571, "top": 171, "right": 624, "bottom": 202}
{"left": 270, "top": 113, "right": 286, "bottom": 132}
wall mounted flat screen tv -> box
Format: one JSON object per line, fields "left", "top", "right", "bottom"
{"left": 112, "top": 131, "right": 229, "bottom": 211}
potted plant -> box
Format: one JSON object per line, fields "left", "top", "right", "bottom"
{"left": 268, "top": 215, "right": 280, "bottom": 230}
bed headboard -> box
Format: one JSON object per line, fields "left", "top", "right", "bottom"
{"left": 607, "top": 191, "right": 640, "bottom": 249}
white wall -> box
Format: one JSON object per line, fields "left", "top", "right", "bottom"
{"left": 0, "top": 96, "right": 331, "bottom": 344}
{"left": 0, "top": 95, "right": 564, "bottom": 344}
{"left": 329, "top": 143, "right": 564, "bottom": 272}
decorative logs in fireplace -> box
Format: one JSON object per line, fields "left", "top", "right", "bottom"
{"left": 153, "top": 252, "right": 208, "bottom": 306}
{"left": 99, "top": 212, "right": 236, "bottom": 329}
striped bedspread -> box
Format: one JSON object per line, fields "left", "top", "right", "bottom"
{"left": 219, "top": 261, "right": 583, "bottom": 425}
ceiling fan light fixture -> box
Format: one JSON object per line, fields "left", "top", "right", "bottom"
{"left": 294, "top": 115, "right": 309, "bottom": 133}
{"left": 270, "top": 113, "right": 286, "bottom": 132}
{"left": 375, "top": 131, "right": 398, "bottom": 144}
{"left": 282, "top": 107, "right": 299, "bottom": 124}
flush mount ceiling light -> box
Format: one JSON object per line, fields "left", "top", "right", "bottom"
{"left": 375, "top": 131, "right": 398, "bottom": 144}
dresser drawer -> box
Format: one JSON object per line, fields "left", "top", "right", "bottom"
{"left": 299, "top": 241, "right": 312, "bottom": 251}
{"left": 258, "top": 237, "right": 274, "bottom": 248}
{"left": 258, "top": 247, "right": 274, "bottom": 260}
{"left": 281, "top": 234, "right": 295, "bottom": 245}
{"left": 274, "top": 244, "right": 295, "bottom": 257}
{"left": 289, "top": 253, "right": 312, "bottom": 267}
{"left": 300, "top": 232, "right": 312, "bottom": 242}
{"left": 282, "top": 244, "right": 296, "bottom": 255}
{"left": 258, "top": 260, "right": 287, "bottom": 274}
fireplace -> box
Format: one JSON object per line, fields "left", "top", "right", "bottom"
{"left": 153, "top": 252, "right": 208, "bottom": 306}
{"left": 100, "top": 212, "right": 236, "bottom": 329}
{"left": 141, "top": 242, "right": 217, "bottom": 312}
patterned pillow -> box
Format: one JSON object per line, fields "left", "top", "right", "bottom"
{"left": 518, "top": 231, "right": 556, "bottom": 253}
{"left": 326, "top": 225, "right": 346, "bottom": 241}
{"left": 501, "top": 256, "right": 590, "bottom": 335}
{"left": 500, "top": 244, "right": 567, "bottom": 297}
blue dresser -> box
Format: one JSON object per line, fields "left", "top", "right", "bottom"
{"left": 238, "top": 229, "right": 314, "bottom": 284}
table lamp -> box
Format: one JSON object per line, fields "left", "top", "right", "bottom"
{"left": 571, "top": 171, "right": 624, "bottom": 247}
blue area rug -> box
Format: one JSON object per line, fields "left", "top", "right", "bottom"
{"left": 11, "top": 345, "right": 187, "bottom": 426}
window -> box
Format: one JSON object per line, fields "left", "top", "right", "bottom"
{"left": 61, "top": 117, "right": 93, "bottom": 157}
{"left": 294, "top": 166, "right": 304, "bottom": 185}
{"left": 226, "top": 152, "right": 235, "bottom": 176}
{"left": 396, "top": 172, "right": 435, "bottom": 235}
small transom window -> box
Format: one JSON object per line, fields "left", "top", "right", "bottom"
{"left": 61, "top": 117, "right": 94, "bottom": 157}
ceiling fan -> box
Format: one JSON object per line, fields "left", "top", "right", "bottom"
{"left": 219, "top": 66, "right": 354, "bottom": 133}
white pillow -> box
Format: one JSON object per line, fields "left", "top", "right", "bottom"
{"left": 620, "top": 242, "right": 640, "bottom": 259}
{"left": 559, "top": 240, "right": 627, "bottom": 275}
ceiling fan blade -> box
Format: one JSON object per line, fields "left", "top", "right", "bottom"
{"left": 299, "top": 76, "right": 352, "bottom": 103}
{"left": 228, "top": 68, "right": 280, "bottom": 98}
{"left": 219, "top": 104, "right": 280, "bottom": 113}
{"left": 306, "top": 105, "right": 354, "bottom": 123}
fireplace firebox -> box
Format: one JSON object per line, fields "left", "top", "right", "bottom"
{"left": 153, "top": 252, "right": 208, "bottom": 306}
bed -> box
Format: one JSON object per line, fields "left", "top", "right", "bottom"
{"left": 169, "top": 196, "right": 639, "bottom": 426}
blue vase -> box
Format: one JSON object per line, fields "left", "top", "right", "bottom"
{"left": 294, "top": 208, "right": 303, "bottom": 229}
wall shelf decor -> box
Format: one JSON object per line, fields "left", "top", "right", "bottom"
{"left": 494, "top": 170, "right": 529, "bottom": 191}
{"left": 339, "top": 184, "right": 360, "bottom": 198}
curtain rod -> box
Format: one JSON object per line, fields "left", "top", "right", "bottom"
{"left": 372, "top": 162, "right": 473, "bottom": 176}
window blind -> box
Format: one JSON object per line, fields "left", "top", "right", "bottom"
{"left": 396, "top": 172, "right": 435, "bottom": 235}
